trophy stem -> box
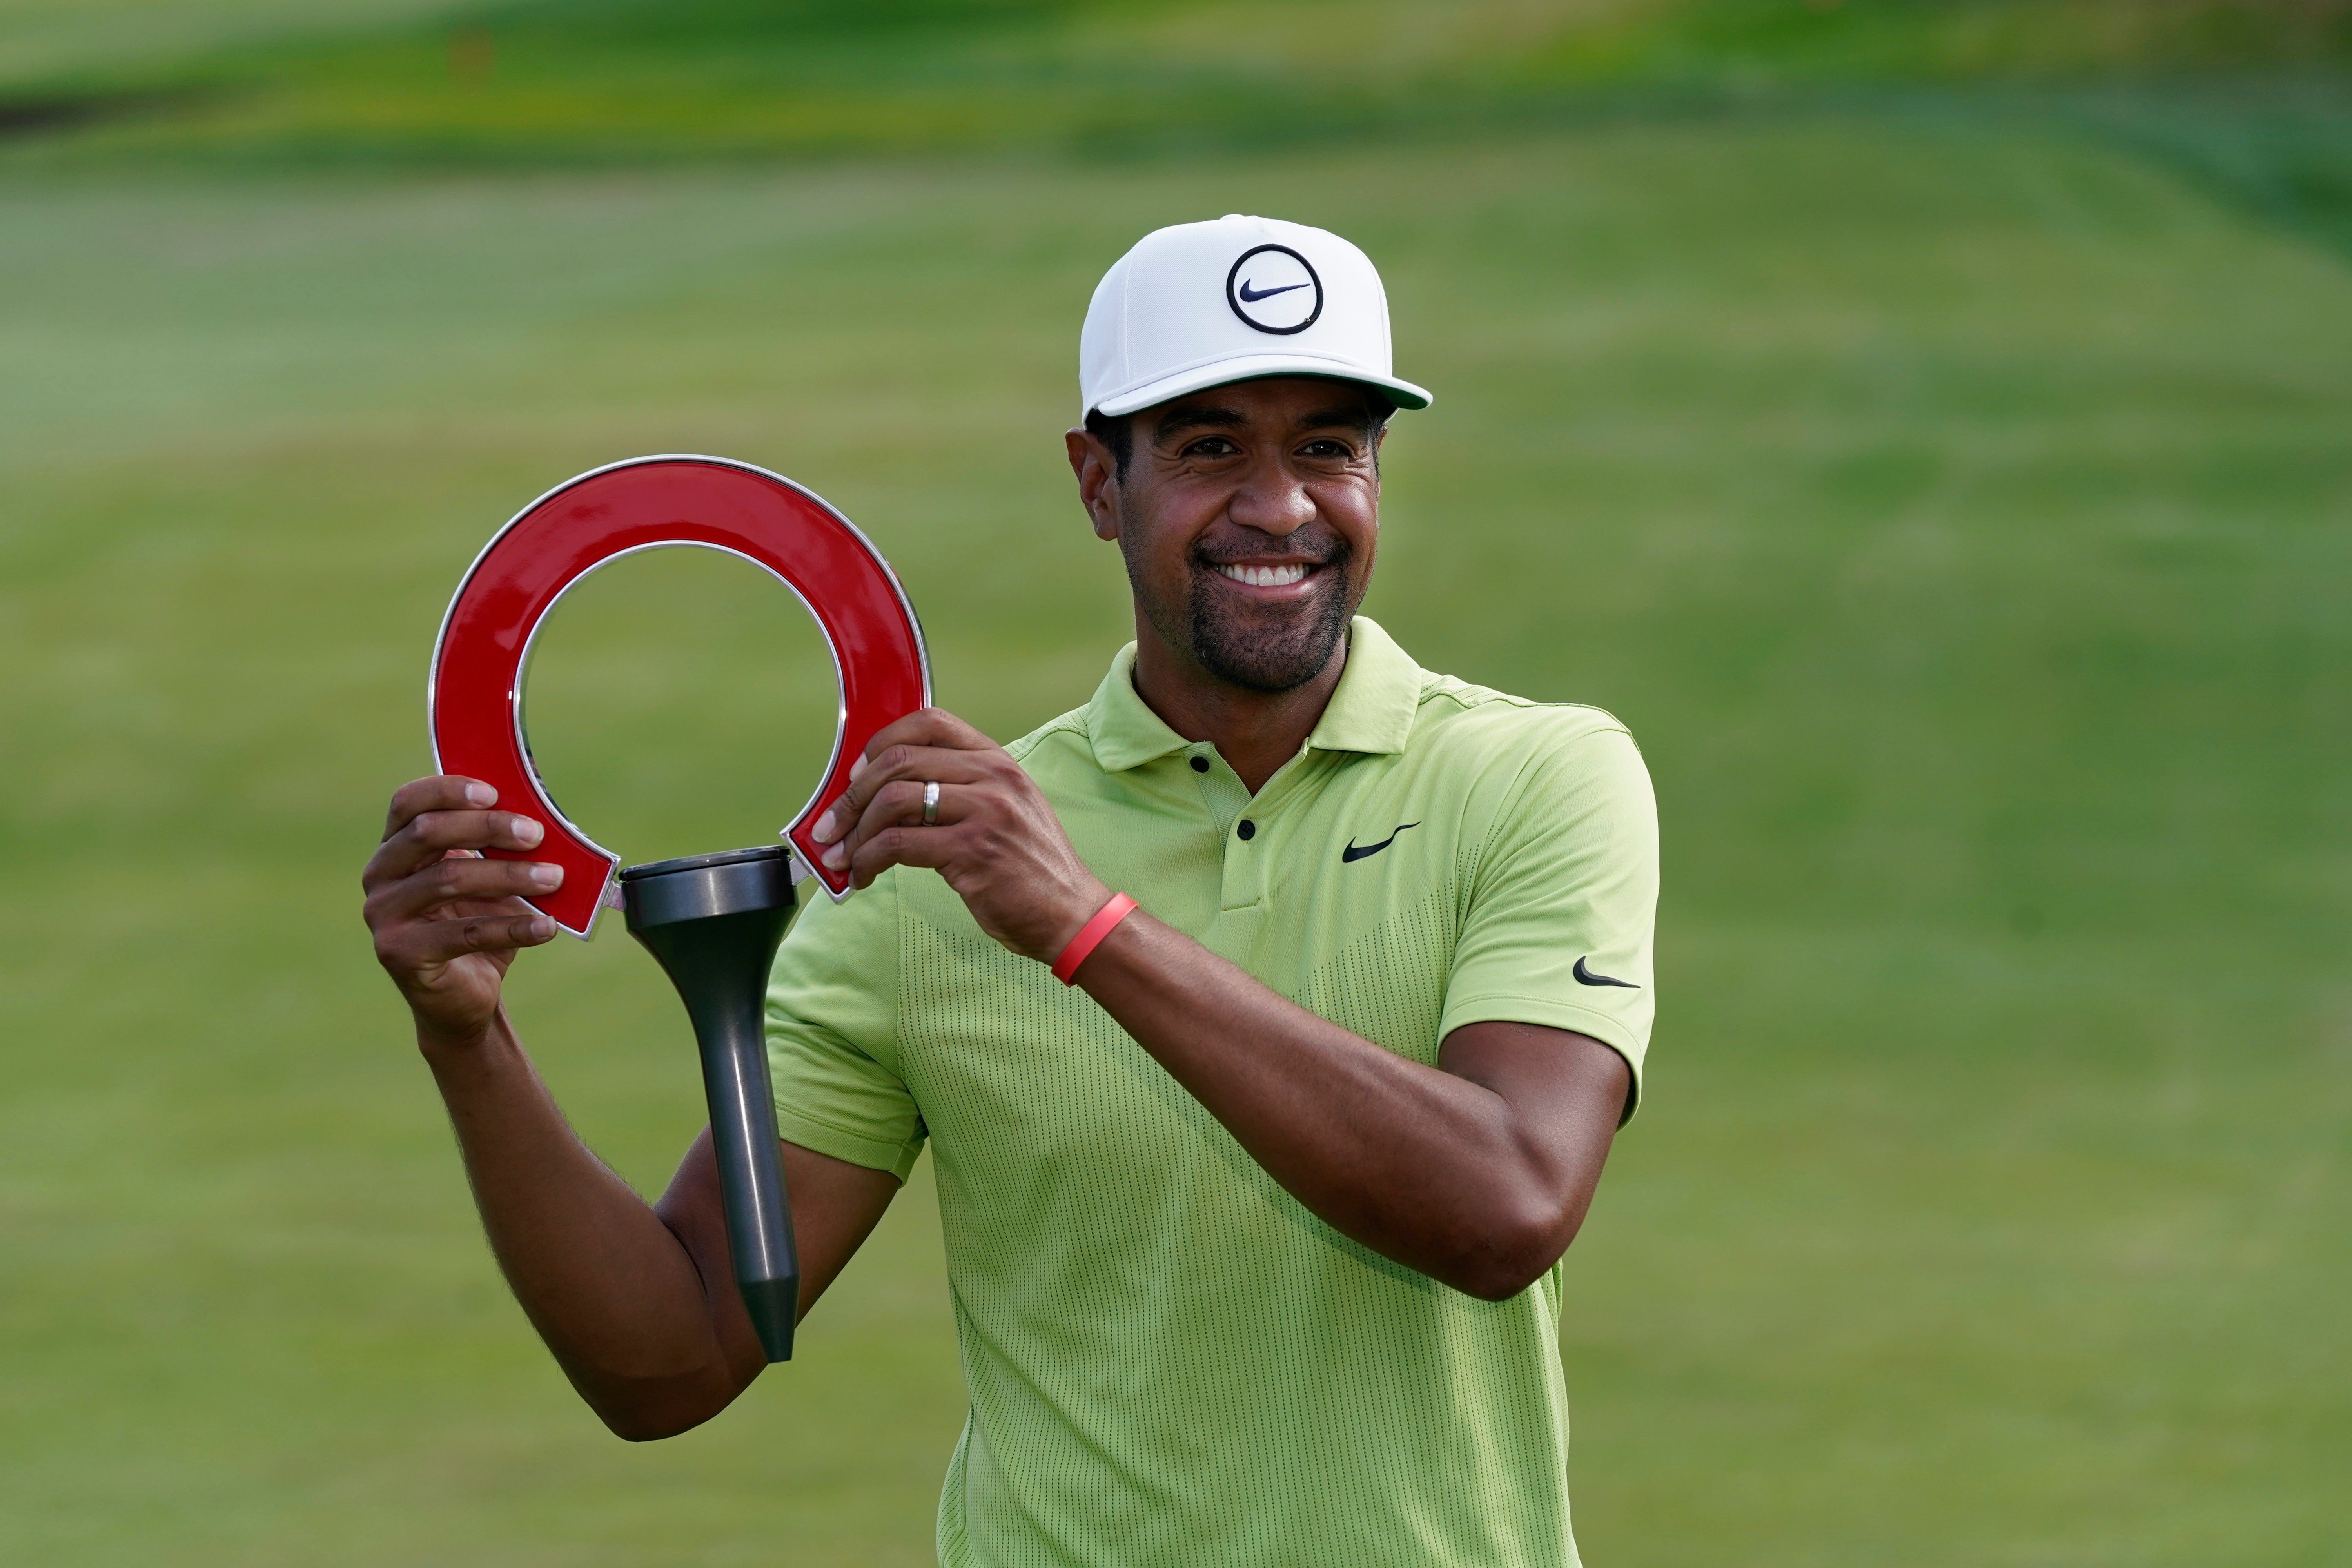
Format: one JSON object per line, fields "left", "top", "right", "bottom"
{"left": 619, "top": 846, "right": 802, "bottom": 1362}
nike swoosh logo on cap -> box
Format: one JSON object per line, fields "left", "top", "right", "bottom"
{"left": 1341, "top": 822, "right": 1420, "bottom": 863}
{"left": 1236, "top": 279, "right": 1309, "bottom": 303}
{"left": 1573, "top": 956, "right": 1639, "bottom": 989}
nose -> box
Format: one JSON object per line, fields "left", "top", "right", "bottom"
{"left": 1225, "top": 458, "right": 1317, "bottom": 539}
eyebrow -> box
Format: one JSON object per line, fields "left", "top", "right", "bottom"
{"left": 1152, "top": 404, "right": 1382, "bottom": 443}
{"left": 1299, "top": 405, "right": 1381, "bottom": 435}
{"left": 1153, "top": 406, "right": 1249, "bottom": 442}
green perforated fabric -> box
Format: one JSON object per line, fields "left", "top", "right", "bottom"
{"left": 766, "top": 619, "right": 1657, "bottom": 1568}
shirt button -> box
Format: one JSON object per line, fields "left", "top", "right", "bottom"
{"left": 1190, "top": 755, "right": 1210, "bottom": 773}
{"left": 1236, "top": 819, "right": 1256, "bottom": 840}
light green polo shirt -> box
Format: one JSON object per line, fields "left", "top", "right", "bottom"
{"left": 766, "top": 617, "right": 1657, "bottom": 1568}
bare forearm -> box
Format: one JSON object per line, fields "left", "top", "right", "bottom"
{"left": 1075, "top": 916, "right": 1613, "bottom": 1299}
{"left": 804, "top": 711, "right": 1626, "bottom": 1301}
{"left": 421, "top": 1014, "right": 744, "bottom": 1436}
{"left": 368, "top": 777, "right": 779, "bottom": 1437}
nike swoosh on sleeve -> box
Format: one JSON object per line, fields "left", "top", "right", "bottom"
{"left": 1573, "top": 956, "right": 1639, "bottom": 989}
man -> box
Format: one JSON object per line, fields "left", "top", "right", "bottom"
{"left": 363, "top": 214, "right": 1657, "bottom": 1566}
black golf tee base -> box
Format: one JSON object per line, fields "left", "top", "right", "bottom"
{"left": 619, "top": 846, "right": 804, "bottom": 1363}
{"left": 735, "top": 1278, "right": 800, "bottom": 1363}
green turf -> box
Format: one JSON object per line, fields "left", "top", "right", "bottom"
{"left": 9, "top": 0, "right": 2349, "bottom": 286}
{"left": 3, "top": 22, "right": 2350, "bottom": 1568}
{"left": 0, "top": 0, "right": 466, "bottom": 90}
{"left": 6, "top": 0, "right": 2348, "bottom": 169}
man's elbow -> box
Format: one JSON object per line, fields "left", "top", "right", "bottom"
{"left": 1447, "top": 1250, "right": 1561, "bottom": 1304}
{"left": 1445, "top": 1199, "right": 1586, "bottom": 1302}
{"left": 577, "top": 1373, "right": 734, "bottom": 1443}
{"left": 598, "top": 1404, "right": 706, "bottom": 1443}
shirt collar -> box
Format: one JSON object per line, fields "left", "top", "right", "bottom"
{"left": 1085, "top": 616, "right": 1424, "bottom": 774}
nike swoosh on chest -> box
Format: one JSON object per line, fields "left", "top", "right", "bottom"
{"left": 1341, "top": 822, "right": 1421, "bottom": 863}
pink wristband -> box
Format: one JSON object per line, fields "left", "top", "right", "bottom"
{"left": 1052, "top": 893, "right": 1137, "bottom": 985}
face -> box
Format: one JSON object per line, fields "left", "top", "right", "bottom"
{"left": 1067, "top": 377, "right": 1387, "bottom": 695}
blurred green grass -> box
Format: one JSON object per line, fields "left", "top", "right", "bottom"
{"left": 5, "top": 0, "right": 2350, "bottom": 162}
{"left": 3, "top": 3, "right": 2350, "bottom": 1565}
{"left": 8, "top": 0, "right": 2351, "bottom": 265}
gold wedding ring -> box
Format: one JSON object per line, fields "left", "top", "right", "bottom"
{"left": 921, "top": 779, "right": 941, "bottom": 826}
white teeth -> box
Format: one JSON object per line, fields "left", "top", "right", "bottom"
{"left": 1214, "top": 563, "right": 1310, "bottom": 588}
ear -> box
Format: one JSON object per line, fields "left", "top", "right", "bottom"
{"left": 1065, "top": 428, "right": 1122, "bottom": 541}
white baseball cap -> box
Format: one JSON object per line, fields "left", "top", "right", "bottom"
{"left": 1079, "top": 214, "right": 1432, "bottom": 419}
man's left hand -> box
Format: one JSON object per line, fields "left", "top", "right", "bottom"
{"left": 810, "top": 708, "right": 1110, "bottom": 964}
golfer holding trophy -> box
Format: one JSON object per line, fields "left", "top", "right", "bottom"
{"left": 363, "top": 215, "right": 1657, "bottom": 1566}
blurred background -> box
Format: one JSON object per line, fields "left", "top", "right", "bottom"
{"left": 2, "top": 2, "right": 2348, "bottom": 1563}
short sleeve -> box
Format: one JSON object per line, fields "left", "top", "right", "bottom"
{"left": 1440, "top": 723, "right": 1659, "bottom": 1121}
{"left": 765, "top": 870, "right": 926, "bottom": 1180}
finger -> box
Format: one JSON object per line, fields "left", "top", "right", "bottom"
{"left": 817, "top": 742, "right": 996, "bottom": 844}
{"left": 365, "top": 808, "right": 546, "bottom": 887}
{"left": 437, "top": 895, "right": 539, "bottom": 922}
{"left": 850, "top": 708, "right": 994, "bottom": 780}
{"left": 391, "top": 911, "right": 560, "bottom": 966}
{"left": 821, "top": 777, "right": 974, "bottom": 870}
{"left": 822, "top": 746, "right": 989, "bottom": 838}
{"left": 384, "top": 775, "right": 497, "bottom": 841}
{"left": 844, "top": 822, "right": 961, "bottom": 889}
{"left": 370, "top": 855, "right": 562, "bottom": 924}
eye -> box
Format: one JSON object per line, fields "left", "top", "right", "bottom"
{"left": 1297, "top": 437, "right": 1356, "bottom": 460}
{"left": 1182, "top": 435, "right": 1242, "bottom": 459}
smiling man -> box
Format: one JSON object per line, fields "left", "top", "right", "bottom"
{"left": 363, "top": 215, "right": 1658, "bottom": 1567}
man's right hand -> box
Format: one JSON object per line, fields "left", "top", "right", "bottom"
{"left": 363, "top": 775, "right": 563, "bottom": 1044}
{"left": 359, "top": 777, "right": 902, "bottom": 1440}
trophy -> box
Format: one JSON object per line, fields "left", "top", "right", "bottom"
{"left": 426, "top": 456, "right": 931, "bottom": 1361}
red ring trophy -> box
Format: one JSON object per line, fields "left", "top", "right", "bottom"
{"left": 428, "top": 456, "right": 930, "bottom": 1361}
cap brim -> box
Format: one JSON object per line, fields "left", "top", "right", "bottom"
{"left": 1093, "top": 352, "right": 1431, "bottom": 418}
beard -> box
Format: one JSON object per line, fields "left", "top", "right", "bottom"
{"left": 1123, "top": 526, "right": 1357, "bottom": 695}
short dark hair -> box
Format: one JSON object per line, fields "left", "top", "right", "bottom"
{"left": 1084, "top": 406, "right": 1134, "bottom": 480}
{"left": 1084, "top": 385, "right": 1395, "bottom": 483}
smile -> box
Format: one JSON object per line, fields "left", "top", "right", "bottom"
{"left": 1213, "top": 563, "right": 1312, "bottom": 588}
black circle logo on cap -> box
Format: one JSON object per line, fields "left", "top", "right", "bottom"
{"left": 1225, "top": 244, "right": 1323, "bottom": 336}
